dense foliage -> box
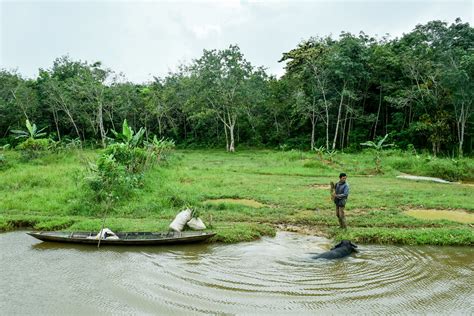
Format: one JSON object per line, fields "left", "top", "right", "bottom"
{"left": 1, "top": 19, "right": 472, "bottom": 155}
{"left": 87, "top": 120, "right": 175, "bottom": 205}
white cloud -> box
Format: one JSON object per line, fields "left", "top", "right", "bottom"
{"left": 191, "top": 24, "right": 222, "bottom": 39}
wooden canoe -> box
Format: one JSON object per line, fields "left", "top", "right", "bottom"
{"left": 27, "top": 231, "right": 216, "bottom": 245}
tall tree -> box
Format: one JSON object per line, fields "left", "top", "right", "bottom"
{"left": 189, "top": 45, "right": 265, "bottom": 152}
{"left": 280, "top": 37, "right": 334, "bottom": 150}
{"left": 439, "top": 19, "right": 474, "bottom": 156}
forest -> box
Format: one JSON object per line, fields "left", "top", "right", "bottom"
{"left": 1, "top": 19, "right": 472, "bottom": 156}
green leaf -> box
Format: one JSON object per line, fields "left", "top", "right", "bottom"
{"left": 360, "top": 141, "right": 376, "bottom": 148}
{"left": 131, "top": 127, "right": 145, "bottom": 147}
{"left": 122, "top": 119, "right": 133, "bottom": 143}
{"left": 25, "top": 119, "right": 34, "bottom": 136}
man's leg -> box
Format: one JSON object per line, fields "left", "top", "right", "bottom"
{"left": 338, "top": 206, "right": 347, "bottom": 229}
{"left": 336, "top": 205, "right": 341, "bottom": 222}
{"left": 336, "top": 205, "right": 343, "bottom": 228}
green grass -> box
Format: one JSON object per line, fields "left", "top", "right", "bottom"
{"left": 0, "top": 149, "right": 472, "bottom": 245}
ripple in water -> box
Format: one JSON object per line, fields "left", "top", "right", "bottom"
{"left": 1, "top": 231, "right": 473, "bottom": 315}
{"left": 131, "top": 232, "right": 474, "bottom": 314}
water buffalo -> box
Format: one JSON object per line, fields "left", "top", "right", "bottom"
{"left": 311, "top": 240, "right": 358, "bottom": 259}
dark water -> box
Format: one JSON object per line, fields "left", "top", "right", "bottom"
{"left": 1, "top": 231, "right": 473, "bottom": 315}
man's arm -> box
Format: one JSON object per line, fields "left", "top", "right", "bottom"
{"left": 336, "top": 184, "right": 349, "bottom": 199}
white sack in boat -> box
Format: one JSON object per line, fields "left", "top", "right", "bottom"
{"left": 169, "top": 208, "right": 193, "bottom": 232}
{"left": 187, "top": 217, "right": 206, "bottom": 230}
{"left": 87, "top": 227, "right": 119, "bottom": 240}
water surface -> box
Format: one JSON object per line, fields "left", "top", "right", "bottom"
{"left": 1, "top": 231, "right": 472, "bottom": 315}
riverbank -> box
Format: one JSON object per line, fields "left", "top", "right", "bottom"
{"left": 1, "top": 149, "right": 473, "bottom": 245}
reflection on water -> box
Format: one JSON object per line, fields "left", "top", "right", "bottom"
{"left": 1, "top": 231, "right": 473, "bottom": 314}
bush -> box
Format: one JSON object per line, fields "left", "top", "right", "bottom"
{"left": 88, "top": 154, "right": 141, "bottom": 203}
{"left": 145, "top": 136, "right": 176, "bottom": 162}
{"left": 48, "top": 137, "right": 82, "bottom": 153}
{"left": 388, "top": 155, "right": 415, "bottom": 171}
{"left": 16, "top": 138, "right": 51, "bottom": 160}
{"left": 87, "top": 141, "right": 154, "bottom": 204}
{"left": 103, "top": 143, "right": 148, "bottom": 173}
{"left": 426, "top": 159, "right": 471, "bottom": 182}
{"left": 16, "top": 138, "right": 50, "bottom": 151}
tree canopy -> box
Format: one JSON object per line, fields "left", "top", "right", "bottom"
{"left": 1, "top": 19, "right": 472, "bottom": 155}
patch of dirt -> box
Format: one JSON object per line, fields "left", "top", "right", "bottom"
{"left": 275, "top": 223, "right": 329, "bottom": 237}
{"left": 396, "top": 174, "right": 454, "bottom": 184}
{"left": 309, "top": 184, "right": 330, "bottom": 190}
{"left": 403, "top": 209, "right": 474, "bottom": 224}
{"left": 350, "top": 208, "right": 378, "bottom": 215}
{"left": 205, "top": 198, "right": 267, "bottom": 208}
{"left": 179, "top": 177, "right": 193, "bottom": 184}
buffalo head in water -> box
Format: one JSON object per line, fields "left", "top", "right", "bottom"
{"left": 312, "top": 240, "right": 358, "bottom": 260}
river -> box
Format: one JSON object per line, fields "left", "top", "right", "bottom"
{"left": 1, "top": 231, "right": 472, "bottom": 315}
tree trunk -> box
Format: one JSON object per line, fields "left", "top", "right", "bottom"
{"left": 224, "top": 123, "right": 229, "bottom": 151}
{"left": 310, "top": 106, "right": 317, "bottom": 151}
{"left": 347, "top": 115, "right": 353, "bottom": 147}
{"left": 64, "top": 107, "right": 82, "bottom": 143}
{"left": 229, "top": 123, "right": 235, "bottom": 152}
{"left": 98, "top": 101, "right": 106, "bottom": 148}
{"left": 52, "top": 108, "right": 61, "bottom": 141}
{"left": 373, "top": 86, "right": 382, "bottom": 139}
{"left": 455, "top": 102, "right": 469, "bottom": 158}
{"left": 56, "top": 92, "right": 82, "bottom": 145}
{"left": 157, "top": 115, "right": 163, "bottom": 136}
{"left": 106, "top": 109, "right": 116, "bottom": 132}
{"left": 11, "top": 89, "right": 29, "bottom": 121}
{"left": 332, "top": 84, "right": 346, "bottom": 150}
{"left": 341, "top": 104, "right": 349, "bottom": 150}
{"left": 325, "top": 104, "right": 329, "bottom": 151}
{"left": 313, "top": 65, "right": 330, "bottom": 151}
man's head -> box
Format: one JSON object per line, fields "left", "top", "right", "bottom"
{"left": 339, "top": 172, "right": 347, "bottom": 182}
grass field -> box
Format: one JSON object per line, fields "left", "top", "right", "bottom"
{"left": 0, "top": 149, "right": 473, "bottom": 245}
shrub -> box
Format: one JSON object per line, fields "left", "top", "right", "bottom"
{"left": 388, "top": 155, "right": 415, "bottom": 171}
{"left": 145, "top": 136, "right": 176, "bottom": 162}
{"left": 103, "top": 143, "right": 148, "bottom": 173}
{"left": 87, "top": 154, "right": 141, "bottom": 203}
{"left": 16, "top": 138, "right": 50, "bottom": 151}
{"left": 16, "top": 138, "right": 51, "bottom": 160}
{"left": 48, "top": 137, "right": 82, "bottom": 153}
{"left": 426, "top": 159, "right": 465, "bottom": 182}
{"left": 85, "top": 120, "right": 175, "bottom": 212}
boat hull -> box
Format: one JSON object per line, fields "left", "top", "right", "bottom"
{"left": 27, "top": 231, "right": 216, "bottom": 245}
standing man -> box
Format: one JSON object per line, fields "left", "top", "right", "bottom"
{"left": 334, "top": 173, "right": 349, "bottom": 229}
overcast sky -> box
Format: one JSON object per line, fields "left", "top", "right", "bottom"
{"left": 1, "top": 0, "right": 472, "bottom": 83}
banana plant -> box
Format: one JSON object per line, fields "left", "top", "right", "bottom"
{"left": 361, "top": 134, "right": 394, "bottom": 173}
{"left": 11, "top": 119, "right": 47, "bottom": 139}
{"left": 144, "top": 135, "right": 175, "bottom": 161}
{"left": 313, "top": 145, "right": 325, "bottom": 161}
{"left": 111, "top": 119, "right": 145, "bottom": 147}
